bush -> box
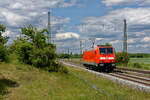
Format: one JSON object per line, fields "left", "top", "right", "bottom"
{"left": 0, "top": 44, "right": 9, "bottom": 62}
{"left": 133, "top": 63, "right": 142, "bottom": 68}
{"left": 116, "top": 52, "right": 130, "bottom": 66}
{"left": 16, "top": 42, "right": 33, "bottom": 64}
{"left": 31, "top": 46, "right": 57, "bottom": 68}
{"left": 48, "top": 62, "right": 68, "bottom": 73}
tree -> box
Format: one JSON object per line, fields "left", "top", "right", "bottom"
{"left": 0, "top": 24, "right": 9, "bottom": 62}
{"left": 21, "top": 25, "right": 48, "bottom": 49}
{"left": 105, "top": 43, "right": 112, "bottom": 46}
{"left": 0, "top": 24, "right": 8, "bottom": 44}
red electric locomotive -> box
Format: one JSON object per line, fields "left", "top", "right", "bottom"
{"left": 83, "top": 45, "right": 116, "bottom": 72}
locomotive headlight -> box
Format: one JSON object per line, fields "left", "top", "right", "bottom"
{"left": 100, "top": 57, "right": 106, "bottom": 60}
{"left": 108, "top": 57, "right": 114, "bottom": 60}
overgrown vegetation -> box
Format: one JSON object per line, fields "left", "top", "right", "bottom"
{"left": 0, "top": 24, "right": 9, "bottom": 62}
{"left": 8, "top": 25, "right": 67, "bottom": 73}
{"left": 128, "top": 62, "right": 142, "bottom": 69}
{"left": 129, "top": 53, "right": 150, "bottom": 58}
{"left": 116, "top": 52, "right": 130, "bottom": 66}
{"left": 128, "top": 62, "right": 150, "bottom": 70}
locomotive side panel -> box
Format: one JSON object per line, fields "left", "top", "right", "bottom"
{"left": 83, "top": 50, "right": 97, "bottom": 66}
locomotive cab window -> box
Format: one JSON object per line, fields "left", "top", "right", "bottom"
{"left": 107, "top": 48, "right": 113, "bottom": 54}
{"left": 99, "top": 48, "right": 113, "bottom": 54}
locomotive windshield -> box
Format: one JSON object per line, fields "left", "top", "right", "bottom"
{"left": 99, "top": 48, "right": 113, "bottom": 54}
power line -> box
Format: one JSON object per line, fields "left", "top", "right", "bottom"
{"left": 89, "top": 38, "right": 96, "bottom": 49}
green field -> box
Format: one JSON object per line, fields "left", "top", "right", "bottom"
{"left": 0, "top": 57, "right": 150, "bottom": 99}
{"left": 130, "top": 58, "right": 150, "bottom": 64}
{"left": 128, "top": 58, "right": 150, "bottom": 70}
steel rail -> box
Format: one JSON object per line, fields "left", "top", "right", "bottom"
{"left": 116, "top": 67, "right": 150, "bottom": 74}
{"left": 109, "top": 73, "right": 150, "bottom": 86}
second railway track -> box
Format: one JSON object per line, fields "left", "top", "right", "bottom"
{"left": 116, "top": 67, "right": 150, "bottom": 74}
{"left": 109, "top": 73, "right": 150, "bottom": 86}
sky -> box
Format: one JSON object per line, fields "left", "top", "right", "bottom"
{"left": 1, "top": 0, "right": 150, "bottom": 53}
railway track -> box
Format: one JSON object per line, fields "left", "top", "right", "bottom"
{"left": 109, "top": 73, "right": 150, "bottom": 86}
{"left": 62, "top": 60, "right": 150, "bottom": 92}
{"left": 116, "top": 67, "right": 150, "bottom": 74}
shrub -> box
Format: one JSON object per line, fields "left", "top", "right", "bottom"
{"left": 16, "top": 42, "right": 33, "bottom": 64}
{"left": 0, "top": 44, "right": 9, "bottom": 62}
{"left": 116, "top": 52, "right": 130, "bottom": 66}
{"left": 133, "top": 63, "right": 142, "bottom": 68}
{"left": 31, "top": 46, "right": 57, "bottom": 68}
{"left": 48, "top": 62, "right": 68, "bottom": 73}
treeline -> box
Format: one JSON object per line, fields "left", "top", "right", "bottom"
{"left": 129, "top": 53, "right": 150, "bottom": 58}
{"left": 0, "top": 24, "right": 68, "bottom": 73}
{"left": 59, "top": 54, "right": 82, "bottom": 59}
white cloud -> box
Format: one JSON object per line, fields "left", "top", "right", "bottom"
{"left": 1, "top": 11, "right": 29, "bottom": 26}
{"left": 56, "top": 32, "right": 80, "bottom": 40}
{"left": 0, "top": 0, "right": 77, "bottom": 47}
{"left": 80, "top": 8, "right": 150, "bottom": 36}
{"left": 39, "top": 16, "right": 70, "bottom": 33}
{"left": 128, "top": 38, "right": 136, "bottom": 43}
{"left": 59, "top": 0, "right": 76, "bottom": 7}
{"left": 28, "top": 12, "right": 38, "bottom": 17}
{"left": 52, "top": 17, "right": 70, "bottom": 25}
{"left": 102, "top": 0, "right": 150, "bottom": 6}
{"left": 10, "top": 2, "right": 24, "bottom": 9}
{"left": 0, "top": 0, "right": 75, "bottom": 27}
{"left": 136, "top": 44, "right": 150, "bottom": 48}
{"left": 141, "top": 0, "right": 150, "bottom": 5}
{"left": 102, "top": 0, "right": 131, "bottom": 6}
{"left": 79, "top": 8, "right": 150, "bottom": 51}
{"left": 141, "top": 37, "right": 150, "bottom": 42}
{"left": 110, "top": 40, "right": 120, "bottom": 44}
{"left": 9, "top": 0, "right": 76, "bottom": 10}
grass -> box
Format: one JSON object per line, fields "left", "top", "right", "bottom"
{"left": 0, "top": 55, "right": 100, "bottom": 100}
{"left": 0, "top": 55, "right": 149, "bottom": 100}
{"left": 0, "top": 62, "right": 97, "bottom": 99}
{"left": 129, "top": 58, "right": 150, "bottom": 70}
{"left": 130, "top": 58, "right": 150, "bottom": 64}
{"left": 121, "top": 58, "right": 150, "bottom": 70}
{"left": 67, "top": 66, "right": 150, "bottom": 100}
